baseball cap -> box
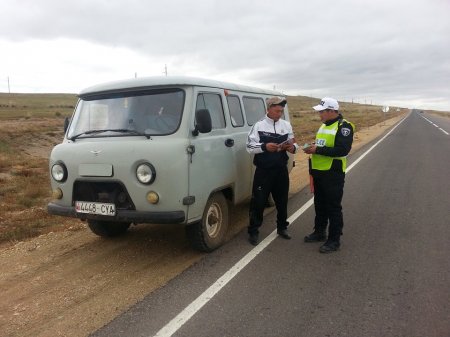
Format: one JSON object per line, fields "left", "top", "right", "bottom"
{"left": 266, "top": 96, "right": 287, "bottom": 108}
{"left": 313, "top": 97, "right": 339, "bottom": 111}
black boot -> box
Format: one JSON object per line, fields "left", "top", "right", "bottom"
{"left": 319, "top": 240, "right": 340, "bottom": 253}
{"left": 304, "top": 231, "right": 326, "bottom": 243}
{"left": 248, "top": 233, "right": 259, "bottom": 246}
{"left": 277, "top": 229, "right": 292, "bottom": 240}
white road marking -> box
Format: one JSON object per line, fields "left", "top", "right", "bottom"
{"left": 419, "top": 114, "right": 449, "bottom": 135}
{"left": 152, "top": 115, "right": 409, "bottom": 337}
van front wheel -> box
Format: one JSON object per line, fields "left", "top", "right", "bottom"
{"left": 87, "top": 220, "right": 131, "bottom": 237}
{"left": 186, "top": 193, "right": 229, "bottom": 252}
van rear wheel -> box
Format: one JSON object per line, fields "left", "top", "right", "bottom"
{"left": 186, "top": 192, "right": 229, "bottom": 252}
{"left": 87, "top": 220, "right": 131, "bottom": 237}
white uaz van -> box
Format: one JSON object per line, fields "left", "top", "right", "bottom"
{"left": 48, "top": 76, "right": 293, "bottom": 251}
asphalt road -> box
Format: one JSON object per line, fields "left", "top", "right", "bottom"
{"left": 91, "top": 112, "right": 449, "bottom": 337}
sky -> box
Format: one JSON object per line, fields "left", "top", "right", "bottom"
{"left": 0, "top": 0, "right": 449, "bottom": 111}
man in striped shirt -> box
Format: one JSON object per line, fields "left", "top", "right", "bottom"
{"left": 246, "top": 96, "right": 299, "bottom": 246}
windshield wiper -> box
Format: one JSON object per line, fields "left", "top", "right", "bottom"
{"left": 69, "top": 129, "right": 151, "bottom": 141}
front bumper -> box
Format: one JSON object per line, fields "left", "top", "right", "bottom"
{"left": 47, "top": 202, "right": 185, "bottom": 224}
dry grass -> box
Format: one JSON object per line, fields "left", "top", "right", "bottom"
{"left": 0, "top": 92, "right": 408, "bottom": 245}
{"left": 287, "top": 96, "right": 408, "bottom": 143}
{"left": 427, "top": 110, "right": 450, "bottom": 118}
{"left": 0, "top": 93, "right": 76, "bottom": 119}
{"left": 0, "top": 94, "right": 77, "bottom": 244}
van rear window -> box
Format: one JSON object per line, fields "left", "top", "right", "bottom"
{"left": 243, "top": 97, "right": 266, "bottom": 126}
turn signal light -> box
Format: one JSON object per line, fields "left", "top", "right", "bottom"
{"left": 146, "top": 191, "right": 159, "bottom": 204}
{"left": 52, "top": 188, "right": 63, "bottom": 199}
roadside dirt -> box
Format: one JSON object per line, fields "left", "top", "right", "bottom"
{"left": 0, "top": 114, "right": 406, "bottom": 337}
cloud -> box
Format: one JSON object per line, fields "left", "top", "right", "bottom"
{"left": 0, "top": 0, "right": 449, "bottom": 110}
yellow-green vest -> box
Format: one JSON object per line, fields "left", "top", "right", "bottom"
{"left": 311, "top": 119, "right": 354, "bottom": 172}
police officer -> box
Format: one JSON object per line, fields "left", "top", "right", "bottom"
{"left": 246, "top": 96, "right": 299, "bottom": 246}
{"left": 303, "top": 97, "right": 354, "bottom": 253}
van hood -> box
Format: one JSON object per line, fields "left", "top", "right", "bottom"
{"left": 50, "top": 137, "right": 188, "bottom": 165}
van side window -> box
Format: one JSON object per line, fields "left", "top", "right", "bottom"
{"left": 196, "top": 93, "right": 226, "bottom": 129}
{"left": 243, "top": 97, "right": 266, "bottom": 126}
{"left": 226, "top": 95, "right": 244, "bottom": 127}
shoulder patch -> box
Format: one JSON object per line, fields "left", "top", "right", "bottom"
{"left": 341, "top": 127, "right": 351, "bottom": 136}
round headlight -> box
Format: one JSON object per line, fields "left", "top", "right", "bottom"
{"left": 51, "top": 162, "right": 68, "bottom": 182}
{"left": 136, "top": 163, "right": 156, "bottom": 184}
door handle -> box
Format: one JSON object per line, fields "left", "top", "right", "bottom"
{"left": 225, "top": 138, "right": 234, "bottom": 147}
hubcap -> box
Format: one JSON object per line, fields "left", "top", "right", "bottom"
{"left": 206, "top": 202, "right": 222, "bottom": 238}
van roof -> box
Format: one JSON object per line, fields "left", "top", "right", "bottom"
{"left": 79, "top": 76, "right": 284, "bottom": 97}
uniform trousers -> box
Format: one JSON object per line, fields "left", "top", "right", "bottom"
{"left": 312, "top": 170, "right": 345, "bottom": 242}
{"left": 248, "top": 166, "right": 289, "bottom": 235}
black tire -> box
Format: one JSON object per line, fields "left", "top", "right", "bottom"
{"left": 87, "top": 220, "right": 131, "bottom": 237}
{"left": 186, "top": 192, "right": 229, "bottom": 252}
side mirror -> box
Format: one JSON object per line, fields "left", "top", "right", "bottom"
{"left": 63, "top": 117, "right": 71, "bottom": 133}
{"left": 192, "top": 109, "right": 212, "bottom": 136}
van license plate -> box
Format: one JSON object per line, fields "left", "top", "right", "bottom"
{"left": 75, "top": 201, "right": 116, "bottom": 216}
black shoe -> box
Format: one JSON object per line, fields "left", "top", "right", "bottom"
{"left": 319, "top": 241, "right": 340, "bottom": 253}
{"left": 248, "top": 233, "right": 259, "bottom": 246}
{"left": 304, "top": 232, "right": 326, "bottom": 243}
{"left": 277, "top": 229, "right": 291, "bottom": 240}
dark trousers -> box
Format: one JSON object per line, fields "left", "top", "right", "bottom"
{"left": 248, "top": 166, "right": 289, "bottom": 235}
{"left": 312, "top": 170, "right": 345, "bottom": 242}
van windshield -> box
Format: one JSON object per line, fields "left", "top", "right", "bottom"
{"left": 67, "top": 88, "right": 185, "bottom": 139}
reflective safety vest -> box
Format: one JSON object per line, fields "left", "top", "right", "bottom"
{"left": 311, "top": 119, "right": 354, "bottom": 172}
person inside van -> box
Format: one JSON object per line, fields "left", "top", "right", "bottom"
{"left": 246, "top": 96, "right": 299, "bottom": 246}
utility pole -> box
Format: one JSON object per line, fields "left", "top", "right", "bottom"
{"left": 7, "top": 76, "right": 12, "bottom": 106}
{"left": 163, "top": 64, "right": 168, "bottom": 76}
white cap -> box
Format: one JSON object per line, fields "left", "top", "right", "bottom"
{"left": 313, "top": 97, "right": 339, "bottom": 111}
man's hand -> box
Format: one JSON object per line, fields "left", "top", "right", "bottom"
{"left": 303, "top": 144, "right": 317, "bottom": 154}
{"left": 265, "top": 143, "right": 280, "bottom": 152}
{"left": 280, "top": 143, "right": 295, "bottom": 153}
